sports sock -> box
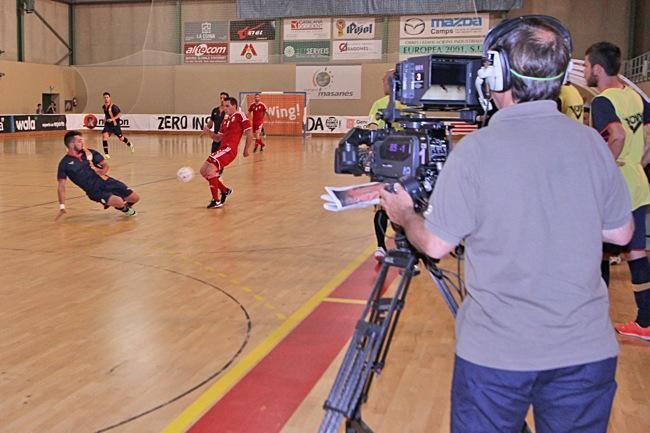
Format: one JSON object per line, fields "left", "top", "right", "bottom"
{"left": 207, "top": 177, "right": 222, "bottom": 200}
{"left": 634, "top": 289, "right": 650, "bottom": 327}
{"left": 102, "top": 140, "right": 109, "bottom": 154}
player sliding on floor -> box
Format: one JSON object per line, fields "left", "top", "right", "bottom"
{"left": 56, "top": 130, "right": 140, "bottom": 220}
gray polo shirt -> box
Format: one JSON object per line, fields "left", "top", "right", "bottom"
{"left": 425, "top": 100, "right": 630, "bottom": 371}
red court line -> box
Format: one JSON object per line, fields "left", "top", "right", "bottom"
{"left": 187, "top": 255, "right": 399, "bottom": 433}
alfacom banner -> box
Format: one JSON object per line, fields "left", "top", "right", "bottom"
{"left": 183, "top": 42, "right": 229, "bottom": 63}
{"left": 283, "top": 41, "right": 330, "bottom": 63}
{"left": 332, "top": 18, "right": 375, "bottom": 39}
{"left": 296, "top": 65, "right": 362, "bottom": 99}
{"left": 332, "top": 40, "right": 382, "bottom": 60}
{"left": 400, "top": 13, "right": 489, "bottom": 38}
{"left": 283, "top": 18, "right": 331, "bottom": 40}
{"left": 399, "top": 38, "right": 483, "bottom": 60}
{"left": 229, "top": 42, "right": 270, "bottom": 63}
{"left": 184, "top": 21, "right": 229, "bottom": 42}
{"left": 230, "top": 20, "right": 276, "bottom": 41}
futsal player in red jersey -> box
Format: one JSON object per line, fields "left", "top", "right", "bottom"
{"left": 248, "top": 92, "right": 269, "bottom": 152}
{"left": 200, "top": 97, "right": 253, "bottom": 208}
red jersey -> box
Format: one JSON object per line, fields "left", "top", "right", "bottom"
{"left": 248, "top": 102, "right": 267, "bottom": 126}
{"left": 218, "top": 111, "right": 251, "bottom": 153}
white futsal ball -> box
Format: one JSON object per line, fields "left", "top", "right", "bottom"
{"left": 176, "top": 166, "right": 194, "bottom": 183}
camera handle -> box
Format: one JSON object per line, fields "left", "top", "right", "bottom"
{"left": 318, "top": 229, "right": 533, "bottom": 433}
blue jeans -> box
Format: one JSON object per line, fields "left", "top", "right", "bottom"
{"left": 451, "top": 355, "right": 617, "bottom": 433}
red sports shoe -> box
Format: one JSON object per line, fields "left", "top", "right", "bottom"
{"left": 615, "top": 321, "right": 650, "bottom": 341}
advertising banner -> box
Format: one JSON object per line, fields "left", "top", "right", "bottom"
{"left": 0, "top": 116, "right": 13, "bottom": 133}
{"left": 399, "top": 38, "right": 483, "bottom": 60}
{"left": 242, "top": 93, "right": 306, "bottom": 135}
{"left": 37, "top": 115, "right": 67, "bottom": 131}
{"left": 332, "top": 18, "right": 375, "bottom": 39}
{"left": 67, "top": 114, "right": 153, "bottom": 131}
{"left": 12, "top": 115, "right": 66, "bottom": 132}
{"left": 283, "top": 41, "right": 330, "bottom": 63}
{"left": 296, "top": 65, "right": 361, "bottom": 99}
{"left": 229, "top": 42, "right": 269, "bottom": 64}
{"left": 400, "top": 13, "right": 489, "bottom": 38}
{"left": 283, "top": 18, "right": 331, "bottom": 40}
{"left": 184, "top": 21, "right": 229, "bottom": 42}
{"left": 332, "top": 40, "right": 382, "bottom": 60}
{"left": 306, "top": 115, "right": 369, "bottom": 133}
{"left": 230, "top": 20, "right": 276, "bottom": 41}
{"left": 183, "top": 42, "right": 229, "bottom": 63}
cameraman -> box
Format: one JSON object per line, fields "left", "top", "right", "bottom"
{"left": 381, "top": 16, "right": 633, "bottom": 433}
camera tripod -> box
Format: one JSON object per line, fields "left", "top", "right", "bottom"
{"left": 318, "top": 231, "right": 532, "bottom": 433}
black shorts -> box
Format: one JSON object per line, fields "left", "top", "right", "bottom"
{"left": 86, "top": 178, "right": 132, "bottom": 204}
{"left": 102, "top": 123, "right": 123, "bottom": 137}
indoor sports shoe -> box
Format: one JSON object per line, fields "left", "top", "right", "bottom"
{"left": 374, "top": 246, "right": 387, "bottom": 262}
{"left": 121, "top": 207, "right": 137, "bottom": 217}
{"left": 220, "top": 188, "right": 233, "bottom": 205}
{"left": 207, "top": 199, "right": 222, "bottom": 209}
{"left": 615, "top": 321, "right": 650, "bottom": 341}
{"left": 129, "top": 143, "right": 135, "bottom": 153}
{"left": 104, "top": 153, "right": 111, "bottom": 159}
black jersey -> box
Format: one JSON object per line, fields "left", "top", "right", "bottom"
{"left": 210, "top": 107, "right": 226, "bottom": 132}
{"left": 103, "top": 104, "right": 121, "bottom": 125}
{"left": 57, "top": 149, "right": 106, "bottom": 193}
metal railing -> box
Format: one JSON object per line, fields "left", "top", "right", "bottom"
{"left": 624, "top": 51, "right": 650, "bottom": 83}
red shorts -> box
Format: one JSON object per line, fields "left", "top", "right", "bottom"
{"left": 206, "top": 147, "right": 236, "bottom": 171}
{"left": 253, "top": 122, "right": 263, "bottom": 133}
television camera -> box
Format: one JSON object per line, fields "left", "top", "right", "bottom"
{"left": 334, "top": 54, "right": 483, "bottom": 212}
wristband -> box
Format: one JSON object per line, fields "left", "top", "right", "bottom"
{"left": 59, "top": 203, "right": 65, "bottom": 210}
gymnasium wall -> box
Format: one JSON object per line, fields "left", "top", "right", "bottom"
{"left": 0, "top": 0, "right": 70, "bottom": 64}
{"left": 0, "top": 60, "right": 82, "bottom": 114}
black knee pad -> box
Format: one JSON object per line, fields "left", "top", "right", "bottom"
{"left": 628, "top": 258, "right": 650, "bottom": 285}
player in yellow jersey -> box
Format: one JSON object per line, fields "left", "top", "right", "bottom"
{"left": 586, "top": 41, "right": 650, "bottom": 341}
{"left": 558, "top": 82, "right": 584, "bottom": 123}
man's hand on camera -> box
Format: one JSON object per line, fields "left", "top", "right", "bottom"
{"left": 379, "top": 183, "right": 415, "bottom": 226}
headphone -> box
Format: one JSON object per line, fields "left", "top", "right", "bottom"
{"left": 475, "top": 15, "right": 573, "bottom": 110}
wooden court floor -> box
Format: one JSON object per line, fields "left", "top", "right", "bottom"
{"left": 0, "top": 132, "right": 648, "bottom": 433}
